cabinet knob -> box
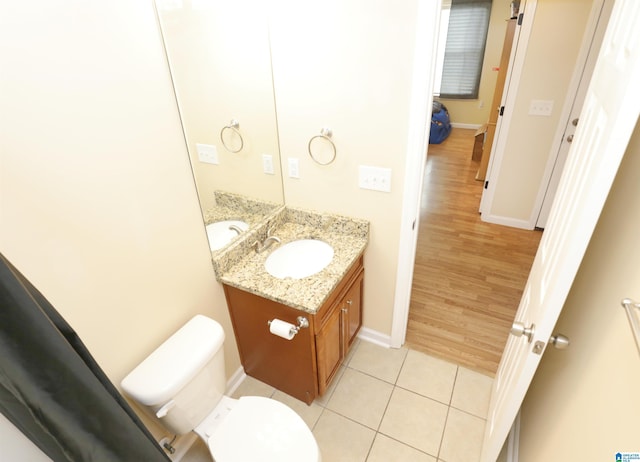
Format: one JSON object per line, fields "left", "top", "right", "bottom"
{"left": 346, "top": 300, "right": 353, "bottom": 305}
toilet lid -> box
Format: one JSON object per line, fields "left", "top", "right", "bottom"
{"left": 207, "top": 396, "right": 319, "bottom": 462}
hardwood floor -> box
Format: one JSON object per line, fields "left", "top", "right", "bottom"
{"left": 405, "top": 128, "right": 542, "bottom": 376}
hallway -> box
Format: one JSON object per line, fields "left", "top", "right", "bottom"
{"left": 405, "top": 129, "right": 542, "bottom": 376}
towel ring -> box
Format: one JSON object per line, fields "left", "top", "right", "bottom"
{"left": 220, "top": 119, "right": 244, "bottom": 153}
{"left": 308, "top": 128, "right": 337, "bottom": 165}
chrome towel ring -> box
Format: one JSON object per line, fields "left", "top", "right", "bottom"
{"left": 308, "top": 127, "right": 337, "bottom": 165}
{"left": 220, "top": 119, "right": 244, "bottom": 153}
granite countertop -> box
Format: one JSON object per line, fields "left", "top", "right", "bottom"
{"left": 217, "top": 208, "right": 369, "bottom": 314}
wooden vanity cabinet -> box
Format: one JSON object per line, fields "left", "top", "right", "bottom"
{"left": 223, "top": 256, "right": 363, "bottom": 405}
{"left": 315, "top": 264, "right": 363, "bottom": 395}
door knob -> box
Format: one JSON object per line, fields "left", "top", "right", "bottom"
{"left": 571, "top": 118, "right": 579, "bottom": 126}
{"left": 550, "top": 334, "right": 570, "bottom": 349}
{"left": 566, "top": 134, "right": 574, "bottom": 143}
{"left": 511, "top": 321, "right": 535, "bottom": 343}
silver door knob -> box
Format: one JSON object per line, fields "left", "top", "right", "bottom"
{"left": 550, "top": 334, "right": 570, "bottom": 349}
{"left": 511, "top": 321, "right": 535, "bottom": 343}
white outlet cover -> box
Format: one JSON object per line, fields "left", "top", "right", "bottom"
{"left": 288, "top": 157, "right": 300, "bottom": 179}
{"left": 262, "top": 154, "right": 274, "bottom": 175}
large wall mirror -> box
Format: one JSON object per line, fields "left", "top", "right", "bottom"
{"left": 155, "top": 0, "right": 284, "bottom": 252}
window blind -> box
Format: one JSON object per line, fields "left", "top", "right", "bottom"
{"left": 439, "top": 0, "right": 492, "bottom": 99}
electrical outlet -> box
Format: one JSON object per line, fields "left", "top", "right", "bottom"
{"left": 358, "top": 165, "right": 391, "bottom": 192}
{"left": 262, "top": 154, "right": 274, "bottom": 174}
{"left": 528, "top": 99, "right": 554, "bottom": 116}
{"left": 288, "top": 157, "right": 300, "bottom": 179}
{"left": 196, "top": 143, "right": 218, "bottom": 165}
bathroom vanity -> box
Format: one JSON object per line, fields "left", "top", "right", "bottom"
{"left": 215, "top": 207, "right": 368, "bottom": 404}
{"left": 224, "top": 256, "right": 363, "bottom": 404}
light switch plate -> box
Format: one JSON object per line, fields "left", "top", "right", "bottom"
{"left": 358, "top": 165, "right": 391, "bottom": 192}
{"left": 529, "top": 99, "right": 554, "bottom": 116}
{"left": 196, "top": 143, "right": 219, "bottom": 165}
{"left": 262, "top": 154, "right": 274, "bottom": 174}
{"left": 288, "top": 157, "right": 300, "bottom": 179}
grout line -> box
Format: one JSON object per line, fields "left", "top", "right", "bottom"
{"left": 436, "top": 366, "right": 459, "bottom": 460}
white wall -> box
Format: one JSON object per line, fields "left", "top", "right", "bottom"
{"left": 518, "top": 120, "right": 640, "bottom": 459}
{"left": 0, "top": 0, "right": 240, "bottom": 438}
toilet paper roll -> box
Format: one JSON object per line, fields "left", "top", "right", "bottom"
{"left": 269, "top": 319, "right": 296, "bottom": 340}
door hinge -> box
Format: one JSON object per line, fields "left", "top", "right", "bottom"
{"left": 499, "top": 106, "right": 505, "bottom": 116}
{"left": 518, "top": 12, "right": 524, "bottom": 25}
{"left": 484, "top": 181, "right": 489, "bottom": 189}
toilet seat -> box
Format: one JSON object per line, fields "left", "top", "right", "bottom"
{"left": 198, "top": 396, "right": 320, "bottom": 462}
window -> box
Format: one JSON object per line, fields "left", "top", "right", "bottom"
{"left": 437, "top": 0, "right": 492, "bottom": 99}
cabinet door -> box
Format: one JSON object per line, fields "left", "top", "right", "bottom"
{"left": 342, "top": 269, "right": 364, "bottom": 350}
{"left": 316, "top": 303, "right": 343, "bottom": 396}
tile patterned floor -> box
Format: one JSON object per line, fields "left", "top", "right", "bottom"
{"left": 182, "top": 339, "right": 494, "bottom": 462}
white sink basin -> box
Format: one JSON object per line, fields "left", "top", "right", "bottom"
{"left": 206, "top": 220, "right": 249, "bottom": 251}
{"left": 265, "top": 239, "right": 334, "bottom": 279}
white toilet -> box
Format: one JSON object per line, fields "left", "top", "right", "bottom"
{"left": 121, "top": 314, "right": 320, "bottom": 462}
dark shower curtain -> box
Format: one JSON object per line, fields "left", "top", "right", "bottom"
{"left": 0, "top": 254, "right": 170, "bottom": 462}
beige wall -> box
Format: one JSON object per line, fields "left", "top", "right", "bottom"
{"left": 518, "top": 120, "right": 640, "bottom": 459}
{"left": 439, "top": 0, "right": 512, "bottom": 126}
{"left": 270, "top": 0, "right": 421, "bottom": 334}
{"left": 0, "top": 0, "right": 240, "bottom": 438}
{"left": 487, "top": 0, "right": 593, "bottom": 222}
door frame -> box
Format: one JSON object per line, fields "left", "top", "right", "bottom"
{"left": 390, "top": 0, "right": 441, "bottom": 347}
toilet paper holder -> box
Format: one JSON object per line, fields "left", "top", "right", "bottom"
{"left": 268, "top": 316, "right": 309, "bottom": 337}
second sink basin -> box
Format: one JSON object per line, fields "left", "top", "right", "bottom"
{"left": 265, "top": 239, "right": 334, "bottom": 279}
{"left": 206, "top": 220, "right": 249, "bottom": 251}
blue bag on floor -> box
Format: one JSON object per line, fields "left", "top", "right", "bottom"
{"left": 429, "top": 101, "right": 451, "bottom": 144}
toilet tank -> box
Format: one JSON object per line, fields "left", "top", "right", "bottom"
{"left": 121, "top": 315, "right": 227, "bottom": 435}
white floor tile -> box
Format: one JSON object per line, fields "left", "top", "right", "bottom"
{"left": 348, "top": 341, "right": 408, "bottom": 384}
{"left": 439, "top": 408, "right": 485, "bottom": 462}
{"left": 378, "top": 387, "right": 448, "bottom": 457}
{"left": 397, "top": 350, "right": 458, "bottom": 404}
{"left": 367, "top": 434, "right": 437, "bottom": 462}
{"left": 326, "top": 368, "right": 394, "bottom": 429}
{"left": 450, "top": 367, "right": 493, "bottom": 419}
{"left": 230, "top": 375, "right": 275, "bottom": 399}
{"left": 313, "top": 409, "right": 376, "bottom": 462}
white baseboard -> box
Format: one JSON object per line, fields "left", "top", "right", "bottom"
{"left": 226, "top": 366, "right": 246, "bottom": 396}
{"left": 481, "top": 212, "right": 535, "bottom": 230}
{"left": 357, "top": 327, "right": 392, "bottom": 348}
{"left": 451, "top": 122, "right": 483, "bottom": 130}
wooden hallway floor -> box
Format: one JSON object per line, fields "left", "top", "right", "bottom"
{"left": 405, "top": 128, "right": 542, "bottom": 376}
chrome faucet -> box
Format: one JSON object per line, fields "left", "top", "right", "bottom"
{"left": 254, "top": 235, "right": 281, "bottom": 253}
{"left": 253, "top": 224, "right": 281, "bottom": 253}
{"left": 228, "top": 224, "right": 244, "bottom": 235}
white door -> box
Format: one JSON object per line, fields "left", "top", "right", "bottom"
{"left": 481, "top": 1, "right": 640, "bottom": 460}
{"left": 535, "top": 0, "right": 613, "bottom": 228}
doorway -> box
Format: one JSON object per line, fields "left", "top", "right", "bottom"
{"left": 404, "top": 129, "right": 541, "bottom": 376}
{"left": 399, "top": 0, "right": 611, "bottom": 376}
